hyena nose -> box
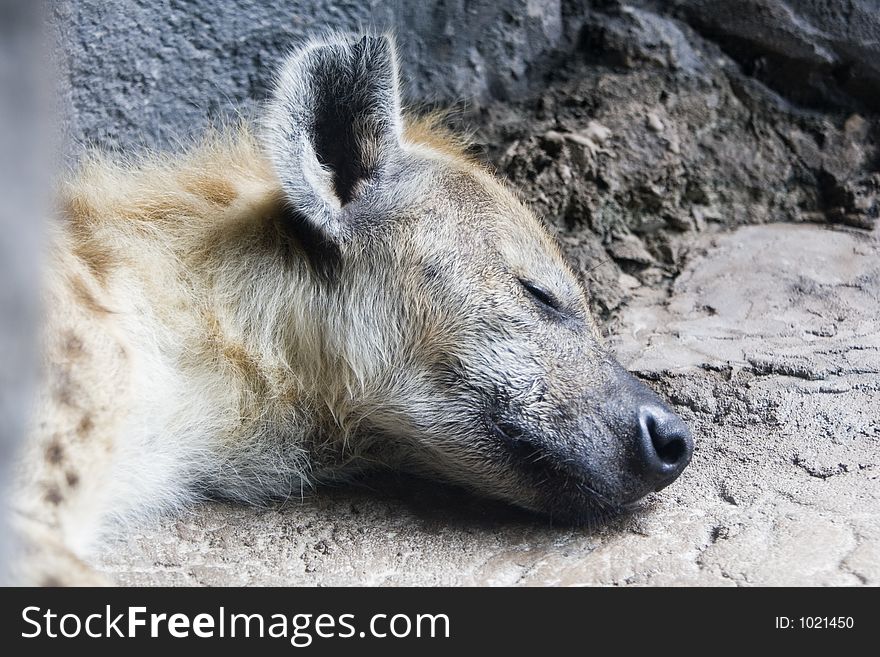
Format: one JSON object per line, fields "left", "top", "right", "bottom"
{"left": 636, "top": 405, "right": 693, "bottom": 489}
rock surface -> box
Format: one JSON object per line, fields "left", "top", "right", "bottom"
{"left": 473, "top": 3, "right": 879, "bottom": 323}
{"left": 675, "top": 0, "right": 880, "bottom": 112}
{"left": 96, "top": 223, "right": 879, "bottom": 586}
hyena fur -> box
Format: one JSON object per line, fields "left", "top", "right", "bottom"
{"left": 10, "top": 34, "right": 692, "bottom": 585}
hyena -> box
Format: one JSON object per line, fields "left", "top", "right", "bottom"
{"left": 11, "top": 34, "right": 692, "bottom": 584}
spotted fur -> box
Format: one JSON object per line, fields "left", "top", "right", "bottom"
{"left": 11, "top": 33, "right": 690, "bottom": 585}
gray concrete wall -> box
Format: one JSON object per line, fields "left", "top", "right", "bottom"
{"left": 52, "top": 0, "right": 582, "bottom": 154}
{"left": 52, "top": 0, "right": 880, "bottom": 158}
{"left": 0, "top": 0, "right": 47, "bottom": 583}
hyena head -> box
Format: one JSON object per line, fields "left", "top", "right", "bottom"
{"left": 263, "top": 34, "right": 692, "bottom": 524}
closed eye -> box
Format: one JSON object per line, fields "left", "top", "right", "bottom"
{"left": 519, "top": 278, "right": 565, "bottom": 316}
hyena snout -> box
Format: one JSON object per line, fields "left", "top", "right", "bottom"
{"left": 532, "top": 363, "right": 695, "bottom": 522}
{"left": 634, "top": 403, "right": 693, "bottom": 492}
{"left": 604, "top": 369, "right": 693, "bottom": 496}
{"left": 487, "top": 361, "right": 694, "bottom": 523}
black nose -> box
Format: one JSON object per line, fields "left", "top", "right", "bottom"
{"left": 636, "top": 405, "right": 693, "bottom": 490}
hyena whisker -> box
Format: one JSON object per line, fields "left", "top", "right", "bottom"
{"left": 584, "top": 256, "right": 613, "bottom": 277}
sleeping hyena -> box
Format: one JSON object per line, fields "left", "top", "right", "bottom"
{"left": 11, "top": 34, "right": 692, "bottom": 584}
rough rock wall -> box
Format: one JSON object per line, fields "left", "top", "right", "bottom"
{"left": 474, "top": 2, "right": 879, "bottom": 321}
{"left": 51, "top": 0, "right": 879, "bottom": 323}
{"left": 52, "top": 0, "right": 880, "bottom": 146}
{"left": 0, "top": 1, "right": 47, "bottom": 583}
{"left": 675, "top": 0, "right": 880, "bottom": 112}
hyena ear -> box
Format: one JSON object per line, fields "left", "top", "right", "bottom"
{"left": 263, "top": 34, "right": 403, "bottom": 245}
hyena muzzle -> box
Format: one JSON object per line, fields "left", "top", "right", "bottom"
{"left": 13, "top": 33, "right": 691, "bottom": 583}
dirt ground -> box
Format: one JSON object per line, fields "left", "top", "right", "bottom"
{"left": 95, "top": 221, "right": 879, "bottom": 586}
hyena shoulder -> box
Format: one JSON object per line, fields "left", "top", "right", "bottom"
{"left": 12, "top": 108, "right": 470, "bottom": 584}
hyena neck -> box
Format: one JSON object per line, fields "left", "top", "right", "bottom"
{"left": 62, "top": 131, "right": 385, "bottom": 458}
{"left": 209, "top": 253, "right": 403, "bottom": 487}
{"left": 199, "top": 201, "right": 373, "bottom": 437}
